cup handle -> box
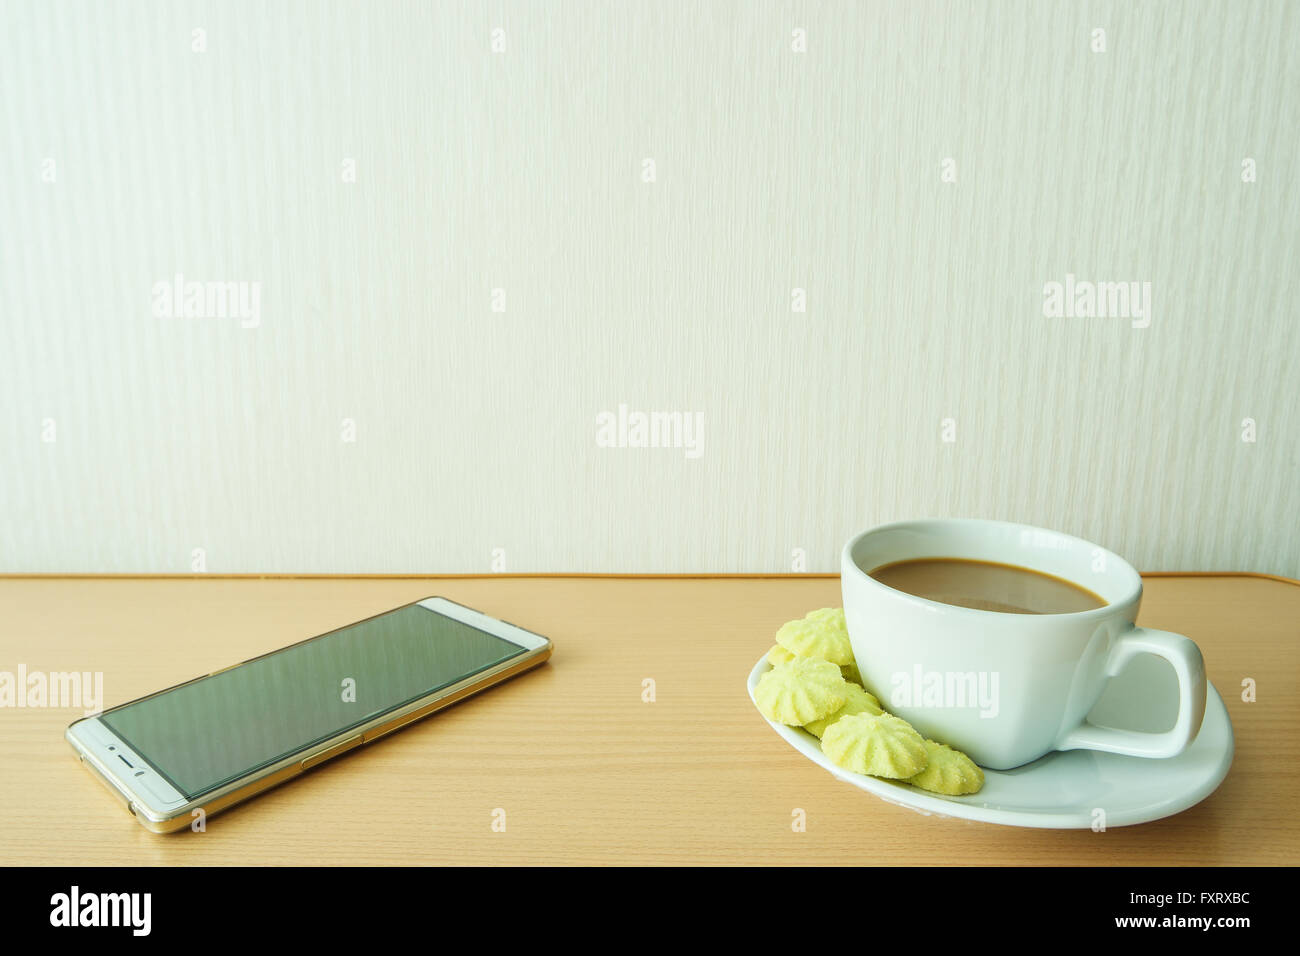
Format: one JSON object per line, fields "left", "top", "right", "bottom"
{"left": 1056, "top": 626, "right": 1207, "bottom": 758}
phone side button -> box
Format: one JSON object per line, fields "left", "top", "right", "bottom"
{"left": 300, "top": 734, "right": 364, "bottom": 771}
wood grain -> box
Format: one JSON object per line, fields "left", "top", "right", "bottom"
{"left": 0, "top": 574, "right": 1295, "bottom": 865}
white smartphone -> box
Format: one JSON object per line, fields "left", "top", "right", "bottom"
{"left": 66, "top": 596, "right": 552, "bottom": 833}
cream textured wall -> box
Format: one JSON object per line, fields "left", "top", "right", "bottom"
{"left": 1, "top": 1, "right": 1297, "bottom": 575}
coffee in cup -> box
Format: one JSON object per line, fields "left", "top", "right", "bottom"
{"left": 841, "top": 519, "right": 1206, "bottom": 770}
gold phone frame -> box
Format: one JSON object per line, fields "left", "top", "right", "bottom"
{"left": 66, "top": 596, "right": 552, "bottom": 833}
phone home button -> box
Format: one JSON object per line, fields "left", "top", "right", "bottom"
{"left": 300, "top": 735, "right": 364, "bottom": 771}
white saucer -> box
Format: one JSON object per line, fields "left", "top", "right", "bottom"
{"left": 747, "top": 654, "right": 1234, "bottom": 828}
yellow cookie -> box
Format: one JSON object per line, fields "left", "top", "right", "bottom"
{"left": 820, "top": 712, "right": 929, "bottom": 778}
{"left": 775, "top": 608, "right": 853, "bottom": 666}
{"left": 765, "top": 643, "right": 795, "bottom": 666}
{"left": 906, "top": 739, "right": 985, "bottom": 795}
{"left": 754, "top": 658, "right": 848, "bottom": 726}
{"left": 805, "top": 607, "right": 844, "bottom": 624}
{"left": 802, "top": 683, "right": 883, "bottom": 738}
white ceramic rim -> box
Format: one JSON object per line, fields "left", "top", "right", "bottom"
{"left": 747, "top": 654, "right": 1233, "bottom": 829}
{"left": 842, "top": 518, "right": 1143, "bottom": 621}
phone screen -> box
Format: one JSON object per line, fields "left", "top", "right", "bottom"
{"left": 99, "top": 604, "right": 527, "bottom": 799}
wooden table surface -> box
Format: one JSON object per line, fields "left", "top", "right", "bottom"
{"left": 1, "top": 574, "right": 1296, "bottom": 866}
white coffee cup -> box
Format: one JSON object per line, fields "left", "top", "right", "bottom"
{"left": 841, "top": 518, "right": 1207, "bottom": 770}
